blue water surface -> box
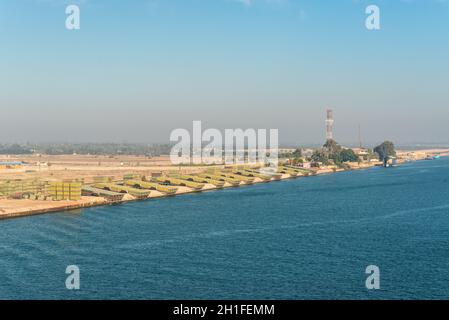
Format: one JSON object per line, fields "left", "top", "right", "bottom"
{"left": 1, "top": 158, "right": 449, "bottom": 299}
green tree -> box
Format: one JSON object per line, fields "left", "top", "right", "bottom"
{"left": 291, "top": 157, "right": 304, "bottom": 165}
{"left": 339, "top": 149, "right": 358, "bottom": 162}
{"left": 374, "top": 141, "right": 396, "bottom": 164}
{"left": 292, "top": 148, "right": 302, "bottom": 158}
{"left": 311, "top": 140, "right": 358, "bottom": 167}
{"left": 323, "top": 139, "right": 341, "bottom": 155}
{"left": 311, "top": 149, "right": 329, "bottom": 164}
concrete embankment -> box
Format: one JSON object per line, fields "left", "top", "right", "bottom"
{"left": 0, "top": 164, "right": 379, "bottom": 221}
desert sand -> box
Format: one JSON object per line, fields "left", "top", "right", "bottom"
{"left": 1, "top": 150, "right": 445, "bottom": 220}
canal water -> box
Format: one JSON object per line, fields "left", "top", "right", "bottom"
{"left": 1, "top": 158, "right": 449, "bottom": 299}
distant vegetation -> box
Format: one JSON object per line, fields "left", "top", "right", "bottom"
{"left": 0, "top": 143, "right": 173, "bottom": 156}
{"left": 290, "top": 149, "right": 304, "bottom": 165}
{"left": 311, "top": 139, "right": 358, "bottom": 166}
{"left": 279, "top": 148, "right": 305, "bottom": 165}
{"left": 374, "top": 141, "right": 396, "bottom": 164}
{"left": 0, "top": 141, "right": 395, "bottom": 163}
{"left": 0, "top": 144, "right": 33, "bottom": 155}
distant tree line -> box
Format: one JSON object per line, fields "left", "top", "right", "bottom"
{"left": 0, "top": 141, "right": 397, "bottom": 161}
{"left": 309, "top": 139, "right": 396, "bottom": 167}
{"left": 0, "top": 143, "right": 173, "bottom": 156}
{"left": 310, "top": 139, "right": 359, "bottom": 166}
{"left": 0, "top": 144, "right": 33, "bottom": 155}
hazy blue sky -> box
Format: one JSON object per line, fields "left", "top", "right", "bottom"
{"left": 0, "top": 0, "right": 448, "bottom": 146}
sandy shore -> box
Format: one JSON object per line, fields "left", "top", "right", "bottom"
{"left": 0, "top": 197, "right": 107, "bottom": 220}
{"left": 0, "top": 164, "right": 369, "bottom": 220}
{"left": 3, "top": 150, "right": 442, "bottom": 221}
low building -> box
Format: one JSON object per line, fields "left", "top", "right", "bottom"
{"left": 352, "top": 148, "right": 370, "bottom": 161}
{"left": 301, "top": 162, "right": 312, "bottom": 169}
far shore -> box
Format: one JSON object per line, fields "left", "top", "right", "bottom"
{"left": 0, "top": 166, "right": 342, "bottom": 220}
{"left": 1, "top": 149, "right": 447, "bottom": 221}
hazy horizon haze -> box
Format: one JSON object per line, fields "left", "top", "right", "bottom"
{"left": 1, "top": 0, "right": 448, "bottom": 145}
